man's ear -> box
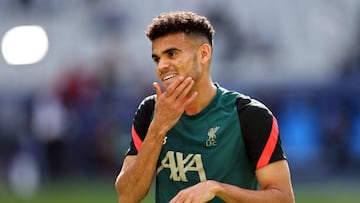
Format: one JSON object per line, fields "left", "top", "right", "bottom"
{"left": 199, "top": 43, "right": 212, "bottom": 63}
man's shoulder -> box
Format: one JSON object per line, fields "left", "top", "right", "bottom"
{"left": 217, "top": 85, "right": 252, "bottom": 108}
{"left": 217, "top": 86, "right": 272, "bottom": 115}
{"left": 233, "top": 93, "right": 273, "bottom": 119}
{"left": 134, "top": 94, "right": 156, "bottom": 118}
{"left": 138, "top": 94, "right": 156, "bottom": 108}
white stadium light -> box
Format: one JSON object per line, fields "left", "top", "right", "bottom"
{"left": 1, "top": 25, "right": 49, "bottom": 65}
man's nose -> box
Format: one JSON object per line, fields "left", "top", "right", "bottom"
{"left": 157, "top": 58, "right": 171, "bottom": 70}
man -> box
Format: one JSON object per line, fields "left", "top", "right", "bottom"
{"left": 115, "top": 11, "right": 295, "bottom": 203}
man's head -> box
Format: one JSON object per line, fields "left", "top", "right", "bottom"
{"left": 147, "top": 11, "right": 215, "bottom": 89}
{"left": 146, "top": 11, "right": 215, "bottom": 47}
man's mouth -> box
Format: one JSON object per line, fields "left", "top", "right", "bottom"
{"left": 162, "top": 73, "right": 177, "bottom": 82}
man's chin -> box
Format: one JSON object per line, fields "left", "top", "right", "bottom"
{"left": 162, "top": 78, "right": 176, "bottom": 88}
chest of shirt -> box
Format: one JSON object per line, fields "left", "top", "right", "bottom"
{"left": 158, "top": 107, "right": 246, "bottom": 178}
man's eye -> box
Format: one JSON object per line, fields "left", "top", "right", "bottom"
{"left": 168, "top": 51, "right": 176, "bottom": 57}
{"left": 152, "top": 57, "right": 160, "bottom": 63}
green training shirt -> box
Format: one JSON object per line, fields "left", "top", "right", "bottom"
{"left": 126, "top": 84, "right": 286, "bottom": 202}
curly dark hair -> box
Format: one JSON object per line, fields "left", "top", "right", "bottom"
{"left": 146, "top": 11, "right": 215, "bottom": 46}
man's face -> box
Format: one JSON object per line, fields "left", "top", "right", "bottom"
{"left": 151, "top": 32, "right": 201, "bottom": 89}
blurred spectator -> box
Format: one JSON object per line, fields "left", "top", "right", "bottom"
{"left": 31, "top": 88, "right": 67, "bottom": 179}
{"left": 54, "top": 62, "right": 101, "bottom": 177}
{"left": 0, "top": 94, "right": 26, "bottom": 182}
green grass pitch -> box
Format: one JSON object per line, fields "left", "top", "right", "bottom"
{"left": 0, "top": 179, "right": 359, "bottom": 203}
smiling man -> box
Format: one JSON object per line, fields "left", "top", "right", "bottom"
{"left": 115, "top": 11, "right": 295, "bottom": 203}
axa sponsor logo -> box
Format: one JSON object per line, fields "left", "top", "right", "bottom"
{"left": 157, "top": 151, "right": 207, "bottom": 182}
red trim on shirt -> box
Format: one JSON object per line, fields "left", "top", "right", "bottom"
{"left": 132, "top": 125, "right": 142, "bottom": 152}
{"left": 256, "top": 117, "right": 279, "bottom": 169}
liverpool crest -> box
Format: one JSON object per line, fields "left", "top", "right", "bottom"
{"left": 206, "top": 126, "right": 220, "bottom": 147}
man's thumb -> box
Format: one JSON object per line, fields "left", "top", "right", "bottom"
{"left": 153, "top": 82, "right": 162, "bottom": 98}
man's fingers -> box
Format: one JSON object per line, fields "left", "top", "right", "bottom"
{"left": 171, "top": 77, "right": 194, "bottom": 99}
{"left": 164, "top": 76, "right": 184, "bottom": 97}
{"left": 155, "top": 77, "right": 196, "bottom": 108}
{"left": 153, "top": 82, "right": 163, "bottom": 98}
{"left": 176, "top": 78, "right": 194, "bottom": 101}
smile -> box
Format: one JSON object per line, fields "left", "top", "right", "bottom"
{"left": 162, "top": 74, "right": 177, "bottom": 81}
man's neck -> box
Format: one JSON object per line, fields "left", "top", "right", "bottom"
{"left": 184, "top": 82, "right": 217, "bottom": 116}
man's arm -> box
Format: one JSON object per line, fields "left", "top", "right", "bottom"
{"left": 115, "top": 77, "right": 197, "bottom": 202}
{"left": 115, "top": 122, "right": 169, "bottom": 203}
{"left": 216, "top": 160, "right": 295, "bottom": 203}
{"left": 170, "top": 160, "right": 295, "bottom": 203}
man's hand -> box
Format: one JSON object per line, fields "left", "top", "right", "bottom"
{"left": 170, "top": 181, "right": 218, "bottom": 203}
{"left": 152, "top": 76, "right": 198, "bottom": 132}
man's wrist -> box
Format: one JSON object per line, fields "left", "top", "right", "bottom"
{"left": 206, "top": 180, "right": 222, "bottom": 197}
{"left": 148, "top": 121, "right": 169, "bottom": 139}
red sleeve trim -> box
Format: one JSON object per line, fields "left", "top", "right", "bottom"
{"left": 256, "top": 117, "right": 279, "bottom": 170}
{"left": 132, "top": 125, "right": 143, "bottom": 152}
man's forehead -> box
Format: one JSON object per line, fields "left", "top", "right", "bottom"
{"left": 151, "top": 33, "right": 188, "bottom": 53}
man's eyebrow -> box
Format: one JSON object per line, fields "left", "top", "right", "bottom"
{"left": 152, "top": 48, "right": 180, "bottom": 58}
{"left": 163, "top": 48, "right": 180, "bottom": 54}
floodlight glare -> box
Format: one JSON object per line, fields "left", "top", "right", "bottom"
{"left": 1, "top": 25, "right": 49, "bottom": 65}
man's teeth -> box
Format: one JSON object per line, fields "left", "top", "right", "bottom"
{"left": 163, "top": 74, "right": 176, "bottom": 81}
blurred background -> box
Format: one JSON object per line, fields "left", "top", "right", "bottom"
{"left": 0, "top": 0, "right": 360, "bottom": 202}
